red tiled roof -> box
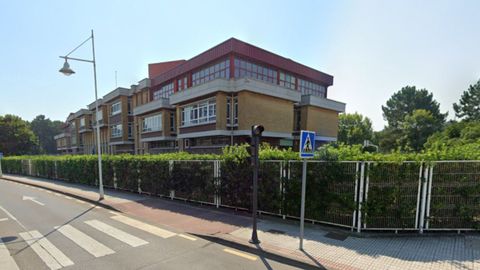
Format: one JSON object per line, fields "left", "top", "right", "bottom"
{"left": 148, "top": 60, "right": 186, "bottom": 79}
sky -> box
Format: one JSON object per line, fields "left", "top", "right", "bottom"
{"left": 0, "top": 0, "right": 479, "bottom": 130}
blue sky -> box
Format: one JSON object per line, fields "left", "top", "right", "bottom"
{"left": 1, "top": 0, "right": 479, "bottom": 130}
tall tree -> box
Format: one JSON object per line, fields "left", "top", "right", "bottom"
{"left": 453, "top": 79, "right": 480, "bottom": 121}
{"left": 0, "top": 114, "right": 39, "bottom": 155}
{"left": 338, "top": 113, "right": 374, "bottom": 145}
{"left": 382, "top": 86, "right": 447, "bottom": 128}
{"left": 30, "top": 115, "right": 63, "bottom": 154}
{"left": 398, "top": 109, "right": 440, "bottom": 151}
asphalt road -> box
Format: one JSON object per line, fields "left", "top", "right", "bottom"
{"left": 0, "top": 179, "right": 315, "bottom": 270}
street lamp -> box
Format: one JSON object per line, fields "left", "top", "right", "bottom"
{"left": 250, "top": 124, "right": 264, "bottom": 244}
{"left": 58, "top": 29, "right": 104, "bottom": 200}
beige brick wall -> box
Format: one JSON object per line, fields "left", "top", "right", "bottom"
{"left": 237, "top": 91, "right": 294, "bottom": 133}
{"left": 216, "top": 92, "right": 227, "bottom": 130}
{"left": 302, "top": 106, "right": 339, "bottom": 138}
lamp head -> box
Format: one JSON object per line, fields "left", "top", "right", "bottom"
{"left": 59, "top": 60, "right": 75, "bottom": 76}
{"left": 251, "top": 125, "right": 264, "bottom": 136}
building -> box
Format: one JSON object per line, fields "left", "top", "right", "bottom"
{"left": 54, "top": 38, "right": 345, "bottom": 154}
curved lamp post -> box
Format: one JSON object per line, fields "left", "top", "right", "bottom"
{"left": 59, "top": 30, "right": 104, "bottom": 200}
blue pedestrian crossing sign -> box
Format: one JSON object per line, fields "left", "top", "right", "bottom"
{"left": 299, "top": 130, "right": 315, "bottom": 158}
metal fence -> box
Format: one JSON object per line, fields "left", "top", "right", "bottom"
{"left": 3, "top": 159, "right": 480, "bottom": 232}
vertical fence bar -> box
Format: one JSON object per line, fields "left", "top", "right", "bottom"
{"left": 28, "top": 159, "right": 32, "bottom": 176}
{"left": 352, "top": 162, "right": 360, "bottom": 231}
{"left": 137, "top": 167, "right": 142, "bottom": 194}
{"left": 425, "top": 164, "right": 434, "bottom": 229}
{"left": 54, "top": 160, "right": 58, "bottom": 179}
{"left": 113, "top": 166, "right": 118, "bottom": 190}
{"left": 419, "top": 165, "right": 429, "bottom": 233}
{"left": 357, "top": 162, "right": 365, "bottom": 233}
{"left": 363, "top": 162, "right": 370, "bottom": 229}
{"left": 415, "top": 163, "right": 423, "bottom": 229}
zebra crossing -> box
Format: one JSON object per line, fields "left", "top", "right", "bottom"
{"left": 3, "top": 215, "right": 195, "bottom": 270}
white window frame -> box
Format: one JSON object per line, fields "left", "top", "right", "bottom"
{"left": 110, "top": 102, "right": 121, "bottom": 116}
{"left": 80, "top": 117, "right": 85, "bottom": 127}
{"left": 142, "top": 113, "right": 162, "bottom": 133}
{"left": 180, "top": 98, "right": 216, "bottom": 127}
{"left": 111, "top": 124, "right": 122, "bottom": 138}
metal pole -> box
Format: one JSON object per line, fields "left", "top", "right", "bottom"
{"left": 299, "top": 159, "right": 307, "bottom": 250}
{"left": 250, "top": 134, "right": 260, "bottom": 244}
{"left": 91, "top": 29, "right": 104, "bottom": 200}
{"left": 0, "top": 159, "right": 3, "bottom": 177}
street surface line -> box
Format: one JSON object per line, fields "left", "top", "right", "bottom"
{"left": 85, "top": 219, "right": 148, "bottom": 247}
{"left": 28, "top": 230, "right": 74, "bottom": 267}
{"left": 56, "top": 224, "right": 114, "bottom": 258}
{"left": 19, "top": 232, "right": 62, "bottom": 270}
{"left": 0, "top": 218, "right": 8, "bottom": 222}
{"left": 111, "top": 215, "right": 176, "bottom": 238}
{"left": 223, "top": 248, "right": 257, "bottom": 261}
{"left": 0, "top": 206, "right": 17, "bottom": 221}
{"left": 0, "top": 238, "right": 20, "bottom": 270}
{"left": 75, "top": 199, "right": 86, "bottom": 204}
{"left": 178, "top": 234, "right": 196, "bottom": 241}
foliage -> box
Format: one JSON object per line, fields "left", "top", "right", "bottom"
{"left": 30, "top": 115, "right": 63, "bottom": 154}
{"left": 398, "top": 109, "right": 442, "bottom": 151}
{"left": 381, "top": 86, "right": 447, "bottom": 128}
{"left": 338, "top": 113, "right": 374, "bottom": 145}
{"left": 425, "top": 121, "right": 480, "bottom": 150}
{"left": 453, "top": 79, "right": 480, "bottom": 121}
{"left": 0, "top": 114, "right": 39, "bottom": 155}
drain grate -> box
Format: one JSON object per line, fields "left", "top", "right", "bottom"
{"left": 324, "top": 232, "right": 348, "bottom": 241}
{"left": 267, "top": 229, "right": 286, "bottom": 235}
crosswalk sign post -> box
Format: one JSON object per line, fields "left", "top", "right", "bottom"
{"left": 299, "top": 130, "right": 315, "bottom": 250}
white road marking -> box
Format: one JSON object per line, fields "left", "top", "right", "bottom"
{"left": 178, "top": 234, "right": 196, "bottom": 241}
{"left": 56, "top": 225, "right": 114, "bottom": 258}
{"left": 109, "top": 210, "right": 121, "bottom": 216}
{"left": 111, "top": 215, "right": 176, "bottom": 238}
{"left": 0, "top": 218, "right": 8, "bottom": 222}
{"left": 0, "top": 206, "right": 17, "bottom": 221}
{"left": 223, "top": 248, "right": 257, "bottom": 261}
{"left": 28, "top": 230, "right": 74, "bottom": 267}
{"left": 19, "top": 232, "right": 62, "bottom": 270}
{"left": 75, "top": 199, "right": 86, "bottom": 204}
{"left": 0, "top": 238, "right": 20, "bottom": 270}
{"left": 85, "top": 220, "right": 148, "bottom": 247}
{"left": 22, "top": 196, "right": 45, "bottom": 206}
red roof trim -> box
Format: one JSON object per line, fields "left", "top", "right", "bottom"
{"left": 151, "top": 38, "right": 333, "bottom": 87}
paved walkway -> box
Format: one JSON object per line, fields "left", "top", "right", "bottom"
{"left": 1, "top": 174, "right": 479, "bottom": 270}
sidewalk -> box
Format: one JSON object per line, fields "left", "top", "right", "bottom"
{"left": 2, "top": 174, "right": 479, "bottom": 270}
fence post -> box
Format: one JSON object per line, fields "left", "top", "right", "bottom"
{"left": 356, "top": 162, "right": 365, "bottom": 233}
{"left": 419, "top": 164, "right": 429, "bottom": 233}
{"left": 169, "top": 161, "right": 174, "bottom": 200}
{"left": 214, "top": 160, "right": 219, "bottom": 208}
{"left": 54, "top": 160, "right": 58, "bottom": 179}
{"left": 415, "top": 163, "right": 423, "bottom": 229}
{"left": 28, "top": 159, "right": 32, "bottom": 176}
{"left": 425, "top": 164, "right": 434, "bottom": 229}
{"left": 113, "top": 166, "right": 118, "bottom": 190}
{"left": 352, "top": 162, "right": 359, "bottom": 231}
{"left": 363, "top": 162, "right": 370, "bottom": 229}
{"left": 137, "top": 167, "right": 142, "bottom": 194}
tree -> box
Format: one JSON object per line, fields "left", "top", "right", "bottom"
{"left": 398, "top": 109, "right": 440, "bottom": 151}
{"left": 425, "top": 120, "right": 480, "bottom": 149}
{"left": 453, "top": 79, "right": 480, "bottom": 121}
{"left": 374, "top": 127, "right": 402, "bottom": 152}
{"left": 0, "top": 114, "right": 39, "bottom": 155}
{"left": 382, "top": 86, "right": 447, "bottom": 128}
{"left": 338, "top": 113, "right": 374, "bottom": 145}
{"left": 30, "top": 115, "right": 63, "bottom": 154}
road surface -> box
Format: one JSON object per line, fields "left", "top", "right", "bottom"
{"left": 0, "top": 179, "right": 315, "bottom": 270}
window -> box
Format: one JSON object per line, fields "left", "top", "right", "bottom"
{"left": 111, "top": 124, "right": 122, "bottom": 138}
{"left": 96, "top": 110, "right": 103, "bottom": 121}
{"left": 177, "top": 76, "right": 188, "bottom": 91}
{"left": 110, "top": 102, "right": 121, "bottom": 116}
{"left": 181, "top": 98, "right": 216, "bottom": 127}
{"left": 192, "top": 58, "right": 230, "bottom": 86}
{"left": 298, "top": 79, "right": 326, "bottom": 97}
{"left": 170, "top": 112, "right": 175, "bottom": 132}
{"left": 142, "top": 114, "right": 162, "bottom": 132}
{"left": 128, "top": 123, "right": 133, "bottom": 138}
{"left": 226, "top": 96, "right": 238, "bottom": 125}
{"left": 153, "top": 82, "right": 174, "bottom": 100}
{"left": 234, "top": 58, "right": 277, "bottom": 83}
{"left": 128, "top": 98, "right": 132, "bottom": 115}
{"left": 294, "top": 107, "right": 301, "bottom": 131}
{"left": 279, "top": 72, "right": 296, "bottom": 90}
{"left": 80, "top": 118, "right": 85, "bottom": 127}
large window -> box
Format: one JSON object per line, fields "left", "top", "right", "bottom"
{"left": 111, "top": 124, "right": 122, "bottom": 138}
{"left": 177, "top": 76, "right": 188, "bottom": 91}
{"left": 279, "top": 72, "right": 296, "bottom": 90}
{"left": 153, "top": 82, "right": 174, "bottom": 100}
{"left": 110, "top": 102, "right": 121, "bottom": 116}
{"left": 298, "top": 79, "right": 326, "bottom": 97}
{"left": 226, "top": 96, "right": 238, "bottom": 125}
{"left": 170, "top": 112, "right": 175, "bottom": 132}
{"left": 234, "top": 58, "right": 277, "bottom": 83}
{"left": 80, "top": 117, "right": 85, "bottom": 127}
{"left": 142, "top": 114, "right": 162, "bottom": 133}
{"left": 192, "top": 59, "right": 230, "bottom": 86}
{"left": 181, "top": 98, "right": 216, "bottom": 127}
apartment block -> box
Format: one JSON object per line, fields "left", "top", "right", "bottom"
{"left": 55, "top": 38, "right": 345, "bottom": 154}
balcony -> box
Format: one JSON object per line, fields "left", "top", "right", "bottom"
{"left": 53, "top": 133, "right": 71, "bottom": 140}
{"left": 133, "top": 98, "right": 173, "bottom": 116}
{"left": 78, "top": 125, "right": 92, "bottom": 133}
